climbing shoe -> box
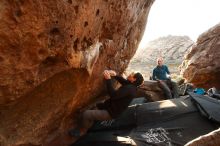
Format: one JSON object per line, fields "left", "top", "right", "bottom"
{"left": 68, "top": 128, "right": 81, "bottom": 137}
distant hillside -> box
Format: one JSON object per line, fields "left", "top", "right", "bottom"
{"left": 126, "top": 35, "right": 194, "bottom": 79}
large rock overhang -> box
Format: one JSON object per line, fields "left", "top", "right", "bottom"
{"left": 0, "top": 0, "right": 154, "bottom": 145}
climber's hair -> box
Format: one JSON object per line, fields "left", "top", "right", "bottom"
{"left": 133, "top": 72, "right": 144, "bottom": 87}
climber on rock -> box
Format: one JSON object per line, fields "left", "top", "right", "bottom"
{"left": 69, "top": 69, "right": 144, "bottom": 137}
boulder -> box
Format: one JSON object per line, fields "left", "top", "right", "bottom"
{"left": 185, "top": 128, "right": 220, "bottom": 146}
{"left": 180, "top": 23, "right": 220, "bottom": 89}
{"left": 137, "top": 80, "right": 167, "bottom": 101}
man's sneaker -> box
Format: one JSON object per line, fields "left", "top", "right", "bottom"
{"left": 68, "top": 128, "right": 81, "bottom": 137}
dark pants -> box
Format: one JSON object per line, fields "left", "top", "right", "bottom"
{"left": 171, "top": 80, "right": 179, "bottom": 98}
{"left": 158, "top": 80, "right": 179, "bottom": 99}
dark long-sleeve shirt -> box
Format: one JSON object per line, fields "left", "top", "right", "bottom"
{"left": 97, "top": 76, "right": 137, "bottom": 118}
{"left": 152, "top": 65, "right": 170, "bottom": 80}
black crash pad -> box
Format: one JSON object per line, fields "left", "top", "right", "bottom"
{"left": 72, "top": 97, "right": 219, "bottom": 146}
{"left": 188, "top": 91, "right": 220, "bottom": 123}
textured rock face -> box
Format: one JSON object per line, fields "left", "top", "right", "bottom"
{"left": 0, "top": 0, "right": 154, "bottom": 145}
{"left": 127, "top": 35, "right": 194, "bottom": 79}
{"left": 180, "top": 23, "right": 220, "bottom": 89}
{"left": 185, "top": 128, "right": 220, "bottom": 146}
{"left": 136, "top": 35, "right": 194, "bottom": 64}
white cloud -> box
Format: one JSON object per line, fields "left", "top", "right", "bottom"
{"left": 138, "top": 0, "right": 220, "bottom": 49}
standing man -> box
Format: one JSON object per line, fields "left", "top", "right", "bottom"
{"left": 152, "top": 57, "right": 179, "bottom": 99}
{"left": 69, "top": 70, "right": 144, "bottom": 137}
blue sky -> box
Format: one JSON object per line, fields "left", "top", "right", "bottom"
{"left": 139, "top": 0, "right": 220, "bottom": 49}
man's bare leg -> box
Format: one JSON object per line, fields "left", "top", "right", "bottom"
{"left": 69, "top": 110, "right": 111, "bottom": 137}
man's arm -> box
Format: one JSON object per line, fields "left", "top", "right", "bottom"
{"left": 114, "top": 76, "right": 129, "bottom": 85}
{"left": 105, "top": 77, "right": 131, "bottom": 98}
{"left": 103, "top": 70, "right": 117, "bottom": 98}
{"left": 103, "top": 70, "right": 132, "bottom": 98}
{"left": 152, "top": 69, "right": 157, "bottom": 80}
{"left": 165, "top": 65, "right": 170, "bottom": 74}
{"left": 111, "top": 86, "right": 134, "bottom": 100}
{"left": 106, "top": 70, "right": 129, "bottom": 85}
{"left": 106, "top": 79, "right": 117, "bottom": 98}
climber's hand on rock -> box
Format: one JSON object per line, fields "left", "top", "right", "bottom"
{"left": 103, "top": 70, "right": 111, "bottom": 79}
{"left": 108, "top": 70, "right": 117, "bottom": 76}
